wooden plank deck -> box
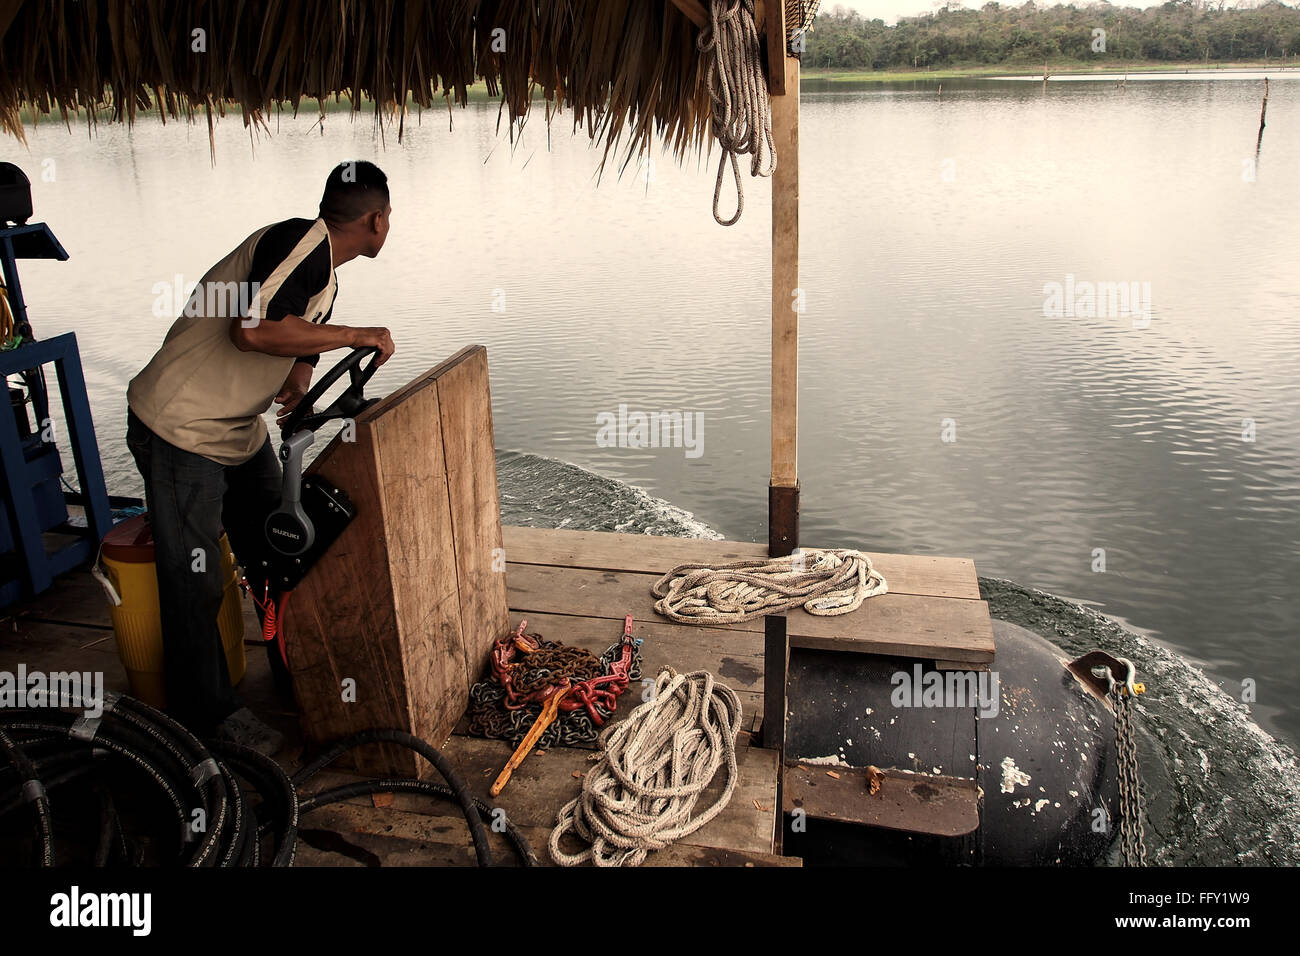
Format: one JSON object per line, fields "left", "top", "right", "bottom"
{"left": 503, "top": 526, "right": 995, "bottom": 663}
{"left": 1, "top": 524, "right": 995, "bottom": 865}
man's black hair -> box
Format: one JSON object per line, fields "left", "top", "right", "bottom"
{"left": 319, "top": 161, "right": 389, "bottom": 225}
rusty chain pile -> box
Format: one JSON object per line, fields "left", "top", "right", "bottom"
{"left": 467, "top": 622, "right": 642, "bottom": 750}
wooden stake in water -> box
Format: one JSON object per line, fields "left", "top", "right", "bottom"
{"left": 1256, "top": 77, "right": 1269, "bottom": 155}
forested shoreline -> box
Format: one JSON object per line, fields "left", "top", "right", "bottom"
{"left": 803, "top": 2, "right": 1300, "bottom": 69}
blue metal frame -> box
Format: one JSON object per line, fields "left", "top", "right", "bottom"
{"left": 0, "top": 333, "right": 114, "bottom": 604}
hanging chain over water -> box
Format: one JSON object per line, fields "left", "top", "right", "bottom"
{"left": 698, "top": 0, "right": 776, "bottom": 225}
{"left": 1110, "top": 675, "right": 1148, "bottom": 866}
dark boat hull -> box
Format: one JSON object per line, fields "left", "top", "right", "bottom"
{"left": 784, "top": 620, "right": 1121, "bottom": 865}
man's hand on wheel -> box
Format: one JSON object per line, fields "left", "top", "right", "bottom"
{"left": 351, "top": 326, "right": 395, "bottom": 366}
{"left": 274, "top": 361, "right": 314, "bottom": 426}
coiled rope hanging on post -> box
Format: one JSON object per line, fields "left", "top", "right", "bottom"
{"left": 651, "top": 548, "right": 887, "bottom": 625}
{"left": 698, "top": 0, "right": 776, "bottom": 226}
{"left": 549, "top": 668, "right": 741, "bottom": 867}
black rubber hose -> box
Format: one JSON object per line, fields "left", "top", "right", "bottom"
{"left": 207, "top": 740, "right": 298, "bottom": 867}
{"left": 0, "top": 711, "right": 219, "bottom": 865}
{"left": 0, "top": 714, "right": 191, "bottom": 829}
{"left": 93, "top": 782, "right": 127, "bottom": 867}
{"left": 293, "top": 729, "right": 494, "bottom": 867}
{"left": 299, "top": 778, "right": 539, "bottom": 866}
{"left": 217, "top": 762, "right": 251, "bottom": 868}
{"left": 106, "top": 696, "right": 236, "bottom": 865}
{"left": 1, "top": 715, "right": 246, "bottom": 866}
{"left": 0, "top": 727, "right": 54, "bottom": 866}
{"left": 1, "top": 703, "right": 531, "bottom": 868}
{"left": 0, "top": 750, "right": 94, "bottom": 812}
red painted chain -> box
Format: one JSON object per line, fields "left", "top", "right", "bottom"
{"left": 490, "top": 617, "right": 638, "bottom": 729}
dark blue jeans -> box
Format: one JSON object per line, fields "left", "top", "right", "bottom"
{"left": 125, "top": 407, "right": 282, "bottom": 732}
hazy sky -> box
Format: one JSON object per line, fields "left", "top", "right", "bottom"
{"left": 826, "top": 1, "right": 1183, "bottom": 25}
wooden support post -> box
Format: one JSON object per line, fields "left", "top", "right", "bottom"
{"left": 284, "top": 346, "right": 509, "bottom": 777}
{"left": 763, "top": 5, "right": 799, "bottom": 855}
{"left": 769, "top": 29, "right": 799, "bottom": 501}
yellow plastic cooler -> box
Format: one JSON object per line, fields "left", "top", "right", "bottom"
{"left": 99, "top": 514, "right": 246, "bottom": 708}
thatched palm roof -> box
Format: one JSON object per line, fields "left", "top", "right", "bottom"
{"left": 0, "top": 1, "right": 724, "bottom": 166}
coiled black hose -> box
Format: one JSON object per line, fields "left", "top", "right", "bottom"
{"left": 299, "top": 778, "right": 540, "bottom": 866}
{"left": 208, "top": 739, "right": 299, "bottom": 867}
{"left": 0, "top": 693, "right": 536, "bottom": 867}
{"left": 0, "top": 727, "right": 54, "bottom": 866}
{"left": 291, "top": 729, "right": 494, "bottom": 866}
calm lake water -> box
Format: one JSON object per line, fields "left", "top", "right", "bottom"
{"left": 5, "top": 74, "right": 1299, "bottom": 769}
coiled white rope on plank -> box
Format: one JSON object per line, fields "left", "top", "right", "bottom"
{"left": 698, "top": 0, "right": 776, "bottom": 225}
{"left": 548, "top": 668, "right": 741, "bottom": 867}
{"left": 651, "top": 549, "right": 887, "bottom": 625}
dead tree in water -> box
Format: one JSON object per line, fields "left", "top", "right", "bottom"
{"left": 1256, "top": 77, "right": 1269, "bottom": 156}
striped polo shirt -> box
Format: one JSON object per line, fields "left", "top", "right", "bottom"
{"left": 128, "top": 218, "right": 337, "bottom": 465}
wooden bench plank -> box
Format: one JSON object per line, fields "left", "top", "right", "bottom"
{"left": 786, "top": 596, "right": 996, "bottom": 663}
{"left": 504, "top": 526, "right": 768, "bottom": 573}
{"left": 433, "top": 735, "right": 780, "bottom": 856}
{"left": 783, "top": 764, "right": 980, "bottom": 837}
{"left": 509, "top": 564, "right": 993, "bottom": 663}
{"left": 505, "top": 563, "right": 766, "bottom": 633}
{"left": 502, "top": 526, "right": 981, "bottom": 600}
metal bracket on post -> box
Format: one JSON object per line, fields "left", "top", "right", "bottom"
{"left": 765, "top": 479, "right": 798, "bottom": 854}
{"left": 763, "top": 480, "right": 798, "bottom": 752}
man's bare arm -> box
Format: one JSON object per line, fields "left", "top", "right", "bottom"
{"left": 230, "top": 313, "right": 395, "bottom": 364}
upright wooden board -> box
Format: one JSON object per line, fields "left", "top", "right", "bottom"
{"left": 284, "top": 346, "right": 509, "bottom": 776}
{"left": 434, "top": 350, "right": 506, "bottom": 687}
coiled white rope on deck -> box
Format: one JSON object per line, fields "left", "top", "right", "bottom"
{"left": 651, "top": 549, "right": 888, "bottom": 625}
{"left": 548, "top": 668, "right": 742, "bottom": 867}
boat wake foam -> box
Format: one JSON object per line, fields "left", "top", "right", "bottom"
{"left": 497, "top": 450, "right": 722, "bottom": 540}
{"left": 982, "top": 577, "right": 1300, "bottom": 866}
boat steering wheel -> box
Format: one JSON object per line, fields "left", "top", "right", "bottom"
{"left": 279, "top": 346, "right": 381, "bottom": 438}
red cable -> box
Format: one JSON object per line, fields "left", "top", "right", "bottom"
{"left": 248, "top": 579, "right": 291, "bottom": 670}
